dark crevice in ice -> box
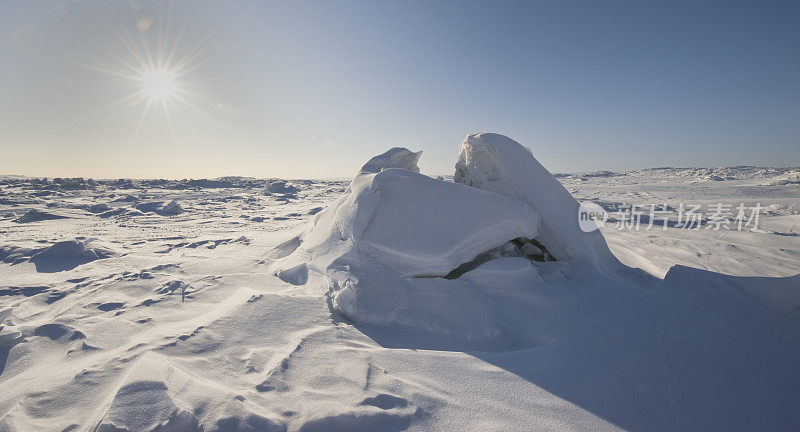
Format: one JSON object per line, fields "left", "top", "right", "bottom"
{"left": 439, "top": 237, "right": 555, "bottom": 280}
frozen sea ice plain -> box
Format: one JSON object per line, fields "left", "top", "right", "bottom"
{"left": 0, "top": 133, "right": 798, "bottom": 431}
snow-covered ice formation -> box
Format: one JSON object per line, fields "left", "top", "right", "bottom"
{"left": 272, "top": 133, "right": 630, "bottom": 334}
{"left": 270, "top": 133, "right": 667, "bottom": 354}
{"left": 272, "top": 146, "right": 548, "bottom": 341}
{"left": 136, "top": 200, "right": 184, "bottom": 216}
{"left": 454, "top": 133, "right": 620, "bottom": 270}
{"left": 265, "top": 180, "right": 300, "bottom": 195}
{"left": 359, "top": 147, "right": 422, "bottom": 174}
{"left": 274, "top": 134, "right": 625, "bottom": 310}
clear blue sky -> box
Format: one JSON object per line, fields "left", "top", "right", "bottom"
{"left": 1, "top": 0, "right": 798, "bottom": 178}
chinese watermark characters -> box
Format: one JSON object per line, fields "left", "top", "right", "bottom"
{"left": 578, "top": 201, "right": 762, "bottom": 232}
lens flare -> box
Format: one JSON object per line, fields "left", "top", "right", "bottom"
{"left": 65, "top": 3, "right": 228, "bottom": 141}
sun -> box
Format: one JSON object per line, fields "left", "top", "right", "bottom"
{"left": 140, "top": 69, "right": 176, "bottom": 101}
{"left": 74, "top": 6, "right": 227, "bottom": 140}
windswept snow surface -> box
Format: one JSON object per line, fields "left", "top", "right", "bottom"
{"left": 1, "top": 136, "right": 799, "bottom": 431}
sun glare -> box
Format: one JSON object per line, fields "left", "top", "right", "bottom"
{"left": 140, "top": 69, "right": 176, "bottom": 101}
{"left": 72, "top": 4, "right": 228, "bottom": 141}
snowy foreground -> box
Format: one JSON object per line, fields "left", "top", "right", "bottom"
{"left": 1, "top": 134, "right": 800, "bottom": 431}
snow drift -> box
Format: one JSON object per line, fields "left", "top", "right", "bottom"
{"left": 29, "top": 240, "right": 116, "bottom": 273}
{"left": 92, "top": 353, "right": 285, "bottom": 432}
{"left": 0, "top": 309, "right": 22, "bottom": 347}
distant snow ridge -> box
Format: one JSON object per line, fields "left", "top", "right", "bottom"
{"left": 271, "top": 133, "right": 618, "bottom": 344}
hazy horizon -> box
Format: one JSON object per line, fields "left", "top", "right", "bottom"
{"left": 3, "top": 0, "right": 799, "bottom": 178}
{"left": 4, "top": 163, "right": 800, "bottom": 182}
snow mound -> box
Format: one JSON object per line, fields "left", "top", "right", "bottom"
{"left": 136, "top": 200, "right": 184, "bottom": 216}
{"left": 112, "top": 194, "right": 139, "bottom": 202}
{"left": 265, "top": 180, "right": 299, "bottom": 194}
{"left": 454, "top": 132, "right": 619, "bottom": 270}
{"left": 28, "top": 240, "right": 115, "bottom": 273}
{"left": 88, "top": 203, "right": 111, "bottom": 213}
{"left": 360, "top": 147, "right": 422, "bottom": 173}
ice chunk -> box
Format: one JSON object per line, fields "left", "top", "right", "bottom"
{"left": 360, "top": 148, "right": 422, "bottom": 173}
{"left": 265, "top": 180, "right": 299, "bottom": 194}
{"left": 454, "top": 133, "right": 619, "bottom": 270}
{"left": 88, "top": 203, "right": 111, "bottom": 213}
{"left": 159, "top": 200, "right": 184, "bottom": 216}
{"left": 136, "top": 200, "right": 184, "bottom": 216}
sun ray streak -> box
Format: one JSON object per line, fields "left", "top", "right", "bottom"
{"left": 170, "top": 50, "right": 229, "bottom": 79}
{"left": 169, "top": 10, "right": 234, "bottom": 78}
{"left": 138, "top": 26, "right": 156, "bottom": 71}
{"left": 161, "top": 99, "right": 176, "bottom": 139}
{"left": 171, "top": 36, "right": 221, "bottom": 78}
{"left": 47, "top": 52, "right": 140, "bottom": 81}
{"left": 76, "top": 92, "right": 144, "bottom": 123}
{"left": 98, "top": 4, "right": 151, "bottom": 71}
{"left": 165, "top": 4, "right": 193, "bottom": 68}
{"left": 130, "top": 98, "right": 154, "bottom": 143}
{"left": 92, "top": 43, "right": 145, "bottom": 78}
{"left": 174, "top": 88, "right": 225, "bottom": 104}
{"left": 172, "top": 93, "right": 221, "bottom": 125}
{"left": 156, "top": 1, "right": 168, "bottom": 68}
